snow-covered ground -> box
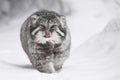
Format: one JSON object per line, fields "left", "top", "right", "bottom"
{"left": 0, "top": 0, "right": 120, "bottom": 80}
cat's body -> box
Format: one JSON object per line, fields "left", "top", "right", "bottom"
{"left": 20, "top": 10, "right": 71, "bottom": 73}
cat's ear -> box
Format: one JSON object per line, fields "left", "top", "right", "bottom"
{"left": 57, "top": 15, "right": 67, "bottom": 39}
{"left": 59, "top": 15, "right": 67, "bottom": 28}
{"left": 30, "top": 15, "right": 39, "bottom": 24}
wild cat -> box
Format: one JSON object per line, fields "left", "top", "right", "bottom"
{"left": 20, "top": 10, "right": 71, "bottom": 73}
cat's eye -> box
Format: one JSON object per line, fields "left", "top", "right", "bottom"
{"left": 50, "top": 25, "right": 57, "bottom": 30}
{"left": 40, "top": 25, "right": 46, "bottom": 31}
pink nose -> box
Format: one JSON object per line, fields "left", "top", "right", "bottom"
{"left": 45, "top": 31, "right": 50, "bottom": 38}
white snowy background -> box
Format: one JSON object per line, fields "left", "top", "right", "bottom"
{"left": 0, "top": 0, "right": 120, "bottom": 80}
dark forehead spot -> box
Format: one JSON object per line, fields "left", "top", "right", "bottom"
{"left": 38, "top": 15, "right": 59, "bottom": 24}
{"left": 33, "top": 10, "right": 61, "bottom": 24}
{"left": 34, "top": 10, "right": 61, "bottom": 20}
{"left": 49, "top": 18, "right": 59, "bottom": 24}
{"left": 40, "top": 15, "right": 57, "bottom": 23}
{"left": 43, "top": 14, "right": 55, "bottom": 19}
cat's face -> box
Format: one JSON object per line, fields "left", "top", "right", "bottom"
{"left": 29, "top": 13, "right": 66, "bottom": 44}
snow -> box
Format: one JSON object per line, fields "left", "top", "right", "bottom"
{"left": 0, "top": 0, "right": 120, "bottom": 80}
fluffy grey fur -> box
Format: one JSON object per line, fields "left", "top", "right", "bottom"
{"left": 20, "top": 10, "right": 71, "bottom": 73}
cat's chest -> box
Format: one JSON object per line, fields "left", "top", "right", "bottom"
{"left": 35, "top": 43, "right": 62, "bottom": 55}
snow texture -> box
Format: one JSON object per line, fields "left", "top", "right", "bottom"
{"left": 0, "top": 0, "right": 120, "bottom": 80}
{"left": 104, "top": 16, "right": 120, "bottom": 32}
